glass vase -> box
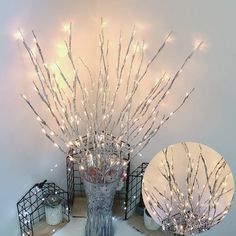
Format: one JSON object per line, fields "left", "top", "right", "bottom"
{"left": 82, "top": 177, "right": 119, "bottom": 236}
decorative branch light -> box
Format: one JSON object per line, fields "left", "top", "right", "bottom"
{"left": 16, "top": 20, "right": 203, "bottom": 183}
{"left": 142, "top": 142, "right": 234, "bottom": 235}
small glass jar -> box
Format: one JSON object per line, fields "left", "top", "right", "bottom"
{"left": 144, "top": 208, "right": 159, "bottom": 231}
{"left": 45, "top": 194, "right": 63, "bottom": 225}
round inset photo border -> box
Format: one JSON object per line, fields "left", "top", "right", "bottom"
{"left": 142, "top": 142, "right": 234, "bottom": 235}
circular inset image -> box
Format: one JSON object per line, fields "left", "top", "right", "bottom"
{"left": 142, "top": 142, "right": 234, "bottom": 235}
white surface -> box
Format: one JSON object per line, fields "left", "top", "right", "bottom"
{"left": 54, "top": 218, "right": 143, "bottom": 236}
{"left": 0, "top": 1, "right": 236, "bottom": 235}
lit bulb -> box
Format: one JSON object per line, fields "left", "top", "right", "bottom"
{"left": 22, "top": 94, "right": 27, "bottom": 100}
{"left": 50, "top": 63, "right": 59, "bottom": 73}
{"left": 166, "top": 35, "right": 174, "bottom": 43}
{"left": 101, "top": 21, "right": 108, "bottom": 28}
{"left": 54, "top": 143, "right": 59, "bottom": 148}
{"left": 122, "top": 161, "right": 128, "bottom": 166}
{"left": 62, "top": 23, "right": 70, "bottom": 33}
{"left": 14, "top": 30, "right": 23, "bottom": 41}
{"left": 193, "top": 39, "right": 205, "bottom": 51}
{"left": 80, "top": 165, "right": 85, "bottom": 170}
{"left": 56, "top": 42, "right": 67, "bottom": 57}
{"left": 143, "top": 43, "right": 148, "bottom": 51}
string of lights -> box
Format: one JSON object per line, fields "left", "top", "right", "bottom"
{"left": 142, "top": 143, "right": 234, "bottom": 235}
{"left": 16, "top": 20, "right": 203, "bottom": 183}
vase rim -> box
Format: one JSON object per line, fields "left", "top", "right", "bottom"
{"left": 81, "top": 175, "right": 120, "bottom": 185}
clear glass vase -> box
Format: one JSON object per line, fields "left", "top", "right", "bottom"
{"left": 82, "top": 177, "right": 119, "bottom": 236}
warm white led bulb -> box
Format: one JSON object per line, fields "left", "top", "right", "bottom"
{"left": 14, "top": 30, "right": 23, "bottom": 41}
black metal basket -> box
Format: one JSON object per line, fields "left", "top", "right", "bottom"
{"left": 17, "top": 181, "right": 70, "bottom": 236}
{"left": 124, "top": 162, "right": 149, "bottom": 219}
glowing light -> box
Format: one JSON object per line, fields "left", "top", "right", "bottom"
{"left": 56, "top": 42, "right": 67, "bottom": 57}
{"left": 50, "top": 63, "right": 59, "bottom": 73}
{"left": 101, "top": 21, "right": 108, "bottom": 29}
{"left": 53, "top": 143, "right": 59, "bottom": 148}
{"left": 133, "top": 44, "right": 140, "bottom": 53}
{"left": 193, "top": 39, "right": 206, "bottom": 51}
{"left": 62, "top": 23, "right": 70, "bottom": 33}
{"left": 143, "top": 43, "right": 148, "bottom": 51}
{"left": 22, "top": 94, "right": 27, "bottom": 100}
{"left": 160, "top": 71, "right": 170, "bottom": 82}
{"left": 167, "top": 35, "right": 174, "bottom": 43}
{"left": 80, "top": 165, "right": 85, "bottom": 170}
{"left": 14, "top": 30, "right": 23, "bottom": 41}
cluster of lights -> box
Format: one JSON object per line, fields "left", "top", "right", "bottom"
{"left": 143, "top": 143, "right": 234, "bottom": 235}
{"left": 16, "top": 20, "right": 203, "bottom": 184}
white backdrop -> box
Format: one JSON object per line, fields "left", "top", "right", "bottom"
{"left": 0, "top": 0, "right": 235, "bottom": 235}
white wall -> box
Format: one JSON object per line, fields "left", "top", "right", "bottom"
{"left": 0, "top": 0, "right": 235, "bottom": 235}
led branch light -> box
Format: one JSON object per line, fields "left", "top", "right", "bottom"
{"left": 17, "top": 21, "right": 203, "bottom": 183}
{"left": 142, "top": 142, "right": 234, "bottom": 235}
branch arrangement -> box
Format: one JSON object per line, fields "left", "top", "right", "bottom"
{"left": 19, "top": 21, "right": 202, "bottom": 183}
{"left": 142, "top": 143, "right": 234, "bottom": 235}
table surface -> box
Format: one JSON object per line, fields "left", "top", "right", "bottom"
{"left": 31, "top": 196, "right": 172, "bottom": 236}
